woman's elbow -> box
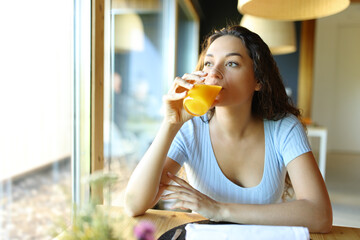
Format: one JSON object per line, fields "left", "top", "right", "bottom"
{"left": 312, "top": 218, "right": 332, "bottom": 233}
{"left": 124, "top": 205, "right": 146, "bottom": 217}
{"left": 318, "top": 212, "right": 333, "bottom": 233}
{"left": 311, "top": 206, "right": 333, "bottom": 233}
{"left": 124, "top": 200, "right": 147, "bottom": 217}
{"left": 124, "top": 192, "right": 147, "bottom": 217}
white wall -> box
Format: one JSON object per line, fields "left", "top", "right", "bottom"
{"left": 312, "top": 3, "right": 360, "bottom": 153}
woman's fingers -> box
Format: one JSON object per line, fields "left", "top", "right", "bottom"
{"left": 170, "top": 200, "right": 197, "bottom": 211}
{"left": 162, "top": 173, "right": 221, "bottom": 220}
{"left": 173, "top": 77, "right": 194, "bottom": 90}
{"left": 163, "top": 91, "right": 187, "bottom": 102}
{"left": 163, "top": 184, "right": 198, "bottom": 197}
{"left": 163, "top": 173, "right": 203, "bottom": 200}
{"left": 167, "top": 71, "right": 207, "bottom": 96}
{"left": 182, "top": 71, "right": 207, "bottom": 84}
{"left": 167, "top": 172, "right": 194, "bottom": 189}
{"left": 162, "top": 72, "right": 207, "bottom": 124}
{"left": 161, "top": 188, "right": 201, "bottom": 211}
{"left": 161, "top": 190, "right": 196, "bottom": 201}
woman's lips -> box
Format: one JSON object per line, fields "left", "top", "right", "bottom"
{"left": 207, "top": 83, "right": 222, "bottom": 88}
{"left": 214, "top": 87, "right": 223, "bottom": 101}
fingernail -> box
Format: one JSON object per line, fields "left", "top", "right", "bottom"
{"left": 167, "top": 172, "right": 172, "bottom": 176}
{"left": 200, "top": 77, "right": 205, "bottom": 81}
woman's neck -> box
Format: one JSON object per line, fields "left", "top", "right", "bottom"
{"left": 211, "top": 106, "right": 261, "bottom": 141}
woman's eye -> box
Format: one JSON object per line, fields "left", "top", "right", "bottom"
{"left": 226, "top": 61, "right": 239, "bottom": 67}
{"left": 204, "top": 61, "right": 212, "bottom": 67}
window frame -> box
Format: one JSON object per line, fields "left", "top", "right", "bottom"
{"left": 73, "top": 0, "right": 106, "bottom": 206}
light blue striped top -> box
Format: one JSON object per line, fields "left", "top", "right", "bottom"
{"left": 167, "top": 114, "right": 311, "bottom": 204}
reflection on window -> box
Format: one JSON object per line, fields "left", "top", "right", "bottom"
{"left": 0, "top": 0, "right": 73, "bottom": 239}
{"left": 104, "top": 0, "right": 198, "bottom": 208}
{"left": 104, "top": 0, "right": 165, "bottom": 205}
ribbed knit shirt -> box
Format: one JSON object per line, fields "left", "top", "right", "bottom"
{"left": 167, "top": 114, "right": 311, "bottom": 204}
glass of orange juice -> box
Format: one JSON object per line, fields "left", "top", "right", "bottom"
{"left": 183, "top": 84, "right": 222, "bottom": 116}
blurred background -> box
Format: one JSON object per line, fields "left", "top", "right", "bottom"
{"left": 1, "top": 0, "right": 359, "bottom": 239}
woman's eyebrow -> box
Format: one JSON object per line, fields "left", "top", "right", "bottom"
{"left": 226, "top": 52, "right": 243, "bottom": 58}
{"left": 205, "top": 53, "right": 243, "bottom": 58}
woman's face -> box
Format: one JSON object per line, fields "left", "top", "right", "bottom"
{"left": 203, "top": 35, "right": 261, "bottom": 108}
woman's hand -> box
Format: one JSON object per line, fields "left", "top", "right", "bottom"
{"left": 161, "top": 172, "right": 222, "bottom": 222}
{"left": 162, "top": 71, "right": 207, "bottom": 124}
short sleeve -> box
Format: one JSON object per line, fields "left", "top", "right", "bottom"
{"left": 278, "top": 115, "right": 312, "bottom": 166}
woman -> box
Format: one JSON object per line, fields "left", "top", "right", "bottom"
{"left": 124, "top": 26, "right": 332, "bottom": 233}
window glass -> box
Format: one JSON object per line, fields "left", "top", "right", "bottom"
{"left": 104, "top": 0, "right": 199, "bottom": 207}
{"left": 0, "top": 0, "right": 73, "bottom": 239}
{"left": 176, "top": 1, "right": 200, "bottom": 77}
{"left": 104, "top": 0, "right": 166, "bottom": 205}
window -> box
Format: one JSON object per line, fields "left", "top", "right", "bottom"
{"left": 0, "top": 0, "right": 74, "bottom": 239}
{"left": 103, "top": 0, "right": 199, "bottom": 207}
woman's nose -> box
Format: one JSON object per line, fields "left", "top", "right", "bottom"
{"left": 207, "top": 67, "right": 224, "bottom": 79}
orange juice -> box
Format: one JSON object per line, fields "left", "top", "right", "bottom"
{"left": 183, "top": 84, "right": 222, "bottom": 116}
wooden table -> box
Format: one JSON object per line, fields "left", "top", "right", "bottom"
{"left": 55, "top": 206, "right": 360, "bottom": 239}
{"left": 102, "top": 206, "right": 360, "bottom": 240}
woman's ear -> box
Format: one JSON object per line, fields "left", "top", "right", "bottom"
{"left": 255, "top": 82, "right": 262, "bottom": 91}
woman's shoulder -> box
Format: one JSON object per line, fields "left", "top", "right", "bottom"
{"left": 265, "top": 114, "right": 301, "bottom": 128}
{"left": 264, "top": 114, "right": 305, "bottom": 140}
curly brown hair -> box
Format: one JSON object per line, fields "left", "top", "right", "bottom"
{"left": 197, "top": 25, "right": 302, "bottom": 200}
{"left": 196, "top": 25, "right": 301, "bottom": 122}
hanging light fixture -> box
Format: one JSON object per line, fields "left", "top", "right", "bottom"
{"left": 238, "top": 0, "right": 350, "bottom": 21}
{"left": 240, "top": 14, "right": 296, "bottom": 55}
{"left": 114, "top": 13, "right": 145, "bottom": 52}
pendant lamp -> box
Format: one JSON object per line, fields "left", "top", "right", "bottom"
{"left": 238, "top": 0, "right": 350, "bottom": 21}
{"left": 240, "top": 15, "right": 296, "bottom": 55}
{"left": 114, "top": 13, "right": 145, "bottom": 52}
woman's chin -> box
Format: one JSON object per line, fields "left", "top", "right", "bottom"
{"left": 211, "top": 99, "right": 221, "bottom": 108}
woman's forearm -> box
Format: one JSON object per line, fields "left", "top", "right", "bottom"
{"left": 124, "top": 121, "right": 182, "bottom": 216}
{"left": 219, "top": 199, "right": 332, "bottom": 233}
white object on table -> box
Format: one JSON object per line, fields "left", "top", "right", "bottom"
{"left": 185, "top": 224, "right": 310, "bottom": 240}
{"left": 307, "top": 126, "right": 328, "bottom": 180}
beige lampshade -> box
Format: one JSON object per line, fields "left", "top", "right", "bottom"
{"left": 240, "top": 15, "right": 296, "bottom": 55}
{"left": 238, "top": 0, "right": 350, "bottom": 21}
{"left": 114, "top": 13, "right": 144, "bottom": 52}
